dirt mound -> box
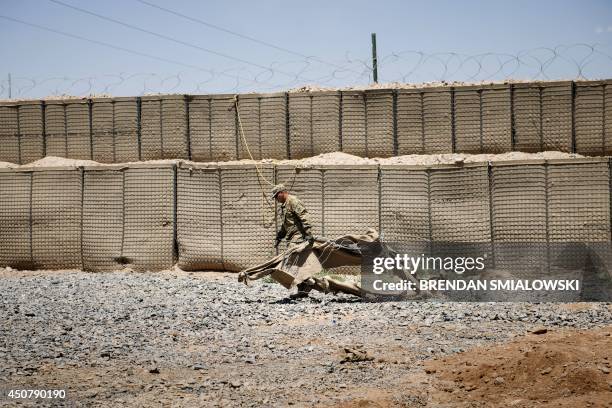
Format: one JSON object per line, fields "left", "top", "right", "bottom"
{"left": 0, "top": 161, "right": 17, "bottom": 169}
{"left": 282, "top": 151, "right": 582, "bottom": 167}
{"left": 0, "top": 94, "right": 113, "bottom": 103}
{"left": 0, "top": 151, "right": 585, "bottom": 169}
{"left": 423, "top": 327, "right": 612, "bottom": 407}
{"left": 282, "top": 152, "right": 376, "bottom": 165}
{"left": 2, "top": 79, "right": 593, "bottom": 102}
{"left": 377, "top": 151, "right": 582, "bottom": 166}
{"left": 21, "top": 156, "right": 101, "bottom": 168}
{"left": 286, "top": 78, "right": 555, "bottom": 93}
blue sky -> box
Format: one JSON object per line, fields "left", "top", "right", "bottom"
{"left": 1, "top": 0, "right": 611, "bottom": 98}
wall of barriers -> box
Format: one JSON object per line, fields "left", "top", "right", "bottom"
{"left": 0, "top": 158, "right": 609, "bottom": 272}
{"left": 1, "top": 80, "right": 611, "bottom": 165}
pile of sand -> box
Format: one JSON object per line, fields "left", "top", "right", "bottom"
{"left": 422, "top": 327, "right": 612, "bottom": 407}
{"left": 286, "top": 78, "right": 575, "bottom": 93}
{"left": 281, "top": 151, "right": 582, "bottom": 167}
{"left": 0, "top": 151, "right": 586, "bottom": 170}
{"left": 287, "top": 81, "right": 479, "bottom": 93}
{"left": 376, "top": 151, "right": 583, "bottom": 166}
{"left": 0, "top": 161, "right": 17, "bottom": 169}
{"left": 281, "top": 152, "right": 376, "bottom": 165}
{"left": 21, "top": 156, "right": 101, "bottom": 168}
{"left": 0, "top": 157, "right": 111, "bottom": 169}
{"left": 3, "top": 79, "right": 596, "bottom": 103}
{"left": 0, "top": 94, "right": 112, "bottom": 103}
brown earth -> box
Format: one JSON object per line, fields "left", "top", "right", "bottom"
{"left": 335, "top": 327, "right": 612, "bottom": 408}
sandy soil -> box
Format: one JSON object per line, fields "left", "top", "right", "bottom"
{"left": 288, "top": 78, "right": 607, "bottom": 93}
{"left": 284, "top": 151, "right": 583, "bottom": 166}
{"left": 0, "top": 151, "right": 584, "bottom": 169}
{"left": 337, "top": 327, "right": 612, "bottom": 408}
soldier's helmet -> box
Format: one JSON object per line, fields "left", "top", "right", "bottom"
{"left": 270, "top": 184, "right": 287, "bottom": 199}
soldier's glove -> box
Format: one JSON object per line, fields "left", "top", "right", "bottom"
{"left": 274, "top": 230, "right": 284, "bottom": 249}
{"left": 305, "top": 234, "right": 315, "bottom": 247}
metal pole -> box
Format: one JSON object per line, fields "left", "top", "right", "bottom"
{"left": 371, "top": 33, "right": 378, "bottom": 83}
{"left": 8, "top": 73, "right": 12, "bottom": 99}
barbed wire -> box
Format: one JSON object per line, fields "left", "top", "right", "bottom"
{"left": 379, "top": 43, "right": 612, "bottom": 83}
{"left": 1, "top": 43, "right": 610, "bottom": 99}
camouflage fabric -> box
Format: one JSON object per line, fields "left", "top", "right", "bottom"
{"left": 277, "top": 194, "right": 312, "bottom": 243}
{"left": 238, "top": 229, "right": 382, "bottom": 298}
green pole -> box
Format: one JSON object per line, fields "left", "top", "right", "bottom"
{"left": 371, "top": 33, "right": 378, "bottom": 83}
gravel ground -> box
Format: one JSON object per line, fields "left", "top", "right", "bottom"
{"left": 0, "top": 268, "right": 610, "bottom": 407}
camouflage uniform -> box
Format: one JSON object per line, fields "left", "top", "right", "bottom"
{"left": 265, "top": 187, "right": 364, "bottom": 298}
{"left": 274, "top": 194, "right": 316, "bottom": 296}
{"left": 276, "top": 194, "right": 313, "bottom": 247}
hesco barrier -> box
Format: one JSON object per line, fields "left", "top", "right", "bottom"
{"left": 2, "top": 80, "right": 612, "bottom": 165}
{"left": 0, "top": 158, "right": 610, "bottom": 272}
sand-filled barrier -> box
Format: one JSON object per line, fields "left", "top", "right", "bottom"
{"left": 0, "top": 153, "right": 609, "bottom": 272}
{"left": 1, "top": 80, "right": 611, "bottom": 166}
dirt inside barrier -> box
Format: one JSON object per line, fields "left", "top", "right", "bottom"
{"left": 282, "top": 150, "right": 583, "bottom": 166}
{"left": 1, "top": 79, "right": 584, "bottom": 102}
{"left": 285, "top": 78, "right": 566, "bottom": 93}
{"left": 0, "top": 151, "right": 585, "bottom": 169}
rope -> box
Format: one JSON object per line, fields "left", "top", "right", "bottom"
{"left": 234, "top": 96, "right": 275, "bottom": 226}
{"left": 234, "top": 96, "right": 274, "bottom": 187}
{"left": 285, "top": 167, "right": 299, "bottom": 191}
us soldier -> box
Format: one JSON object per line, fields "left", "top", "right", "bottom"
{"left": 272, "top": 184, "right": 317, "bottom": 299}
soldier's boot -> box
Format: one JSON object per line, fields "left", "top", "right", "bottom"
{"left": 289, "top": 280, "right": 314, "bottom": 299}
{"left": 327, "top": 279, "right": 363, "bottom": 297}
{"left": 311, "top": 277, "right": 363, "bottom": 298}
